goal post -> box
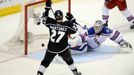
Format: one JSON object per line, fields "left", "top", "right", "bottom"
{"left": 68, "top": 0, "right": 71, "bottom": 13}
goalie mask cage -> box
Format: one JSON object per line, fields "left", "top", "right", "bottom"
{"left": 0, "top": 0, "right": 71, "bottom": 55}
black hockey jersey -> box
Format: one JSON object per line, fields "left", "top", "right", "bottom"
{"left": 44, "top": 17, "right": 77, "bottom": 53}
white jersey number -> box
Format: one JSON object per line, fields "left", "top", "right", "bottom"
{"left": 51, "top": 30, "right": 65, "bottom": 43}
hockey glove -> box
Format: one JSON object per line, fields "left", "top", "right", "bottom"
{"left": 65, "top": 12, "right": 79, "bottom": 24}
{"left": 45, "top": 0, "right": 52, "bottom": 10}
{"left": 65, "top": 13, "right": 74, "bottom": 21}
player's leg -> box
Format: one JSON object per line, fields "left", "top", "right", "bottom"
{"left": 121, "top": 9, "right": 134, "bottom": 29}
{"left": 59, "top": 49, "right": 81, "bottom": 75}
{"left": 117, "top": 0, "right": 134, "bottom": 29}
{"left": 102, "top": 5, "right": 109, "bottom": 26}
{"left": 109, "top": 30, "right": 132, "bottom": 49}
{"left": 37, "top": 50, "right": 57, "bottom": 75}
{"left": 102, "top": 0, "right": 116, "bottom": 26}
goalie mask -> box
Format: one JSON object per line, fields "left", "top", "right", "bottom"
{"left": 54, "top": 10, "right": 63, "bottom": 20}
{"left": 94, "top": 20, "right": 104, "bottom": 33}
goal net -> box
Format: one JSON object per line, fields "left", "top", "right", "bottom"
{"left": 0, "top": 0, "right": 70, "bottom": 55}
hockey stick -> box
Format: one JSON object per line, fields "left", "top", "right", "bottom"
{"left": 50, "top": 7, "right": 55, "bottom": 15}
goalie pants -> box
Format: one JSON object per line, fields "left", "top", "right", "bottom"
{"left": 41, "top": 48, "right": 74, "bottom": 68}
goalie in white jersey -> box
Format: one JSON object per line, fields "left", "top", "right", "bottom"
{"left": 69, "top": 20, "right": 132, "bottom": 53}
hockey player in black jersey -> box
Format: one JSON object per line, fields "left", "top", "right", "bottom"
{"left": 37, "top": 0, "right": 81, "bottom": 75}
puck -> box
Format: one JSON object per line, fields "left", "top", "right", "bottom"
{"left": 41, "top": 43, "right": 45, "bottom": 47}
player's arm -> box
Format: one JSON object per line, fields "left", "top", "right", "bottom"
{"left": 95, "top": 27, "right": 112, "bottom": 44}
{"left": 65, "top": 12, "right": 88, "bottom": 30}
{"left": 88, "top": 34, "right": 102, "bottom": 46}
{"left": 87, "top": 27, "right": 103, "bottom": 46}
{"left": 94, "top": 35, "right": 108, "bottom": 45}
{"left": 42, "top": 0, "right": 52, "bottom": 24}
{"left": 68, "top": 22, "right": 78, "bottom": 34}
{"left": 44, "top": 0, "right": 52, "bottom": 17}
{"left": 64, "top": 13, "right": 78, "bottom": 34}
{"left": 42, "top": 0, "right": 52, "bottom": 17}
{"left": 32, "top": 0, "right": 52, "bottom": 25}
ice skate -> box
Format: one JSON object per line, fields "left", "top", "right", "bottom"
{"left": 73, "top": 71, "right": 82, "bottom": 75}
{"left": 119, "top": 40, "right": 133, "bottom": 50}
{"left": 130, "top": 24, "right": 134, "bottom": 29}
{"left": 37, "top": 71, "right": 43, "bottom": 75}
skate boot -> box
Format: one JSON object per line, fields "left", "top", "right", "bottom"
{"left": 73, "top": 71, "right": 82, "bottom": 75}
{"left": 119, "top": 40, "right": 133, "bottom": 49}
{"left": 72, "top": 69, "right": 82, "bottom": 75}
{"left": 130, "top": 21, "right": 134, "bottom": 29}
{"left": 130, "top": 24, "right": 134, "bottom": 29}
{"left": 37, "top": 71, "right": 43, "bottom": 75}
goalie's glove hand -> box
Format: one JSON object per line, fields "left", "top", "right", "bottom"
{"left": 45, "top": 0, "right": 52, "bottom": 10}
{"left": 65, "top": 13, "right": 75, "bottom": 21}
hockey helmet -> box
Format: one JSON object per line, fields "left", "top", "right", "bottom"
{"left": 54, "top": 10, "right": 63, "bottom": 20}
{"left": 94, "top": 20, "right": 104, "bottom": 33}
